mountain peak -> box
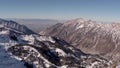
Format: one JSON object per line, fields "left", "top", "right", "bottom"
{"left": 63, "top": 18, "right": 85, "bottom": 26}
{"left": 74, "top": 18, "right": 85, "bottom": 22}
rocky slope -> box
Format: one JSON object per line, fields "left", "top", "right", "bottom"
{"left": 40, "top": 18, "right": 120, "bottom": 62}
{"left": 0, "top": 19, "right": 115, "bottom": 68}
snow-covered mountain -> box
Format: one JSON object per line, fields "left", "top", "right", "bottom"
{"left": 0, "top": 18, "right": 36, "bottom": 34}
{"left": 40, "top": 18, "right": 120, "bottom": 63}
{"left": 0, "top": 19, "right": 116, "bottom": 68}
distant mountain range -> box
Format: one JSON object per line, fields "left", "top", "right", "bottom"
{"left": 9, "top": 19, "right": 66, "bottom": 33}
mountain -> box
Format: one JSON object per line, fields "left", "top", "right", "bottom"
{"left": 0, "top": 19, "right": 115, "bottom": 68}
{"left": 0, "top": 18, "right": 36, "bottom": 34}
{"left": 40, "top": 18, "right": 120, "bottom": 62}
{"left": 10, "top": 19, "right": 66, "bottom": 33}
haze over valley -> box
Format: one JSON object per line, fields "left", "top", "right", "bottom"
{"left": 10, "top": 19, "right": 65, "bottom": 33}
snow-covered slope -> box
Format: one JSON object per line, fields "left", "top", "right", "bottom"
{"left": 8, "top": 34, "right": 113, "bottom": 68}
{"left": 0, "top": 45, "right": 26, "bottom": 68}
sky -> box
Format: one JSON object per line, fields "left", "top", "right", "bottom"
{"left": 0, "top": 0, "right": 120, "bottom": 22}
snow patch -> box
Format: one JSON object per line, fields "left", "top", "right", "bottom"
{"left": 0, "top": 30, "right": 9, "bottom": 35}
{"left": 58, "top": 65, "right": 68, "bottom": 68}
{"left": 20, "top": 35, "right": 35, "bottom": 44}
{"left": 0, "top": 25, "right": 4, "bottom": 28}
{"left": 36, "top": 36, "right": 55, "bottom": 43}
{"left": 116, "top": 65, "right": 120, "bottom": 68}
{"left": 76, "top": 24, "right": 84, "bottom": 30}
{"left": 55, "top": 48, "right": 66, "bottom": 56}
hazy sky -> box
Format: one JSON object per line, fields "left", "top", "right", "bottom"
{"left": 0, "top": 0, "right": 120, "bottom": 21}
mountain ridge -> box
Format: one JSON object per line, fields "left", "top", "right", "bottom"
{"left": 40, "top": 18, "right": 120, "bottom": 62}
{"left": 0, "top": 18, "right": 36, "bottom": 34}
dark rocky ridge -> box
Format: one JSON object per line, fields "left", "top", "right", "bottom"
{"left": 8, "top": 35, "right": 112, "bottom": 68}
